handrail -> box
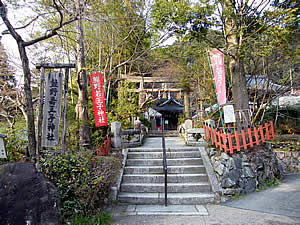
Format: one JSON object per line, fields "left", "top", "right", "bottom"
{"left": 162, "top": 118, "right": 168, "bottom": 207}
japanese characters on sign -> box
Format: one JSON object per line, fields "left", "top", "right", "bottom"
{"left": 90, "top": 73, "right": 108, "bottom": 127}
{"left": 209, "top": 50, "right": 226, "bottom": 106}
{"left": 42, "top": 72, "right": 63, "bottom": 147}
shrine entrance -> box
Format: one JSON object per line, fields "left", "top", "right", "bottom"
{"left": 154, "top": 98, "right": 184, "bottom": 130}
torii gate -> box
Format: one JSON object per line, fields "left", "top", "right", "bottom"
{"left": 120, "top": 74, "right": 191, "bottom": 117}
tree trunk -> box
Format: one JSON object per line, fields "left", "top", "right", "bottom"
{"left": 224, "top": 0, "right": 249, "bottom": 129}
{"left": 0, "top": 4, "right": 36, "bottom": 162}
{"left": 17, "top": 41, "right": 37, "bottom": 162}
{"left": 75, "top": 0, "right": 91, "bottom": 148}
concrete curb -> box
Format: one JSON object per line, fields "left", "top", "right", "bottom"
{"left": 111, "top": 148, "right": 128, "bottom": 201}
{"left": 124, "top": 204, "right": 209, "bottom": 216}
{"left": 198, "top": 146, "right": 222, "bottom": 202}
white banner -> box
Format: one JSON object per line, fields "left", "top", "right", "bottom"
{"left": 42, "top": 72, "right": 63, "bottom": 147}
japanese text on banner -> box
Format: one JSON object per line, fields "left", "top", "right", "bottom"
{"left": 209, "top": 50, "right": 226, "bottom": 106}
{"left": 90, "top": 73, "right": 108, "bottom": 127}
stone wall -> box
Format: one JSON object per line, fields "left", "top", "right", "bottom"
{"left": 271, "top": 141, "right": 300, "bottom": 173}
{"left": 274, "top": 151, "right": 300, "bottom": 173}
{"left": 208, "top": 144, "right": 283, "bottom": 196}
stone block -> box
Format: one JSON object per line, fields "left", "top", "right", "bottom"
{"left": 184, "top": 119, "right": 193, "bottom": 130}
{"left": 111, "top": 121, "right": 122, "bottom": 148}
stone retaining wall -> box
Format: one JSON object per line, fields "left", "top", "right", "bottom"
{"left": 274, "top": 151, "right": 300, "bottom": 173}
{"left": 208, "top": 144, "right": 283, "bottom": 197}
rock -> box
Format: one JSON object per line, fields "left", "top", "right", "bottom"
{"left": 223, "top": 188, "right": 239, "bottom": 195}
{"left": 232, "top": 155, "right": 242, "bottom": 169}
{"left": 221, "top": 169, "right": 240, "bottom": 188}
{"left": 242, "top": 167, "right": 255, "bottom": 178}
{"left": 255, "top": 157, "right": 264, "bottom": 171}
{"left": 214, "top": 161, "right": 225, "bottom": 176}
{"left": 241, "top": 154, "right": 248, "bottom": 162}
{"left": 221, "top": 152, "right": 230, "bottom": 161}
{"left": 245, "top": 178, "right": 256, "bottom": 193}
{"left": 228, "top": 158, "right": 236, "bottom": 170}
{"left": 209, "top": 149, "right": 216, "bottom": 157}
{"left": 0, "top": 163, "right": 60, "bottom": 225}
{"left": 276, "top": 152, "right": 285, "bottom": 160}
{"left": 221, "top": 177, "right": 236, "bottom": 188}
{"left": 242, "top": 162, "right": 250, "bottom": 167}
{"left": 238, "top": 178, "right": 247, "bottom": 190}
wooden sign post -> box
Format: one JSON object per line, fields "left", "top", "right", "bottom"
{"left": 36, "top": 63, "right": 75, "bottom": 160}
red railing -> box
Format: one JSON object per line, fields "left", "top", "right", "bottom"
{"left": 204, "top": 121, "right": 274, "bottom": 154}
{"left": 97, "top": 136, "right": 111, "bottom": 156}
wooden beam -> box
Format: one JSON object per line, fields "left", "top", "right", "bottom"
{"left": 130, "top": 88, "right": 182, "bottom": 92}
{"left": 120, "top": 75, "right": 177, "bottom": 83}
{"left": 36, "top": 63, "right": 76, "bottom": 69}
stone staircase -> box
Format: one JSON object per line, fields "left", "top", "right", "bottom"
{"left": 147, "top": 130, "right": 178, "bottom": 137}
{"left": 118, "top": 146, "right": 215, "bottom": 205}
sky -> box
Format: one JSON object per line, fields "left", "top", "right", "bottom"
{"left": 0, "top": 5, "right": 33, "bottom": 86}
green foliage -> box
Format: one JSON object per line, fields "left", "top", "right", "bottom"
{"left": 230, "top": 192, "right": 243, "bottom": 200}
{"left": 256, "top": 178, "right": 280, "bottom": 192}
{"left": 139, "top": 115, "right": 151, "bottom": 129}
{"left": 40, "top": 151, "right": 121, "bottom": 222}
{"left": 72, "top": 211, "right": 112, "bottom": 225}
{"left": 109, "top": 81, "right": 141, "bottom": 129}
{"left": 0, "top": 118, "right": 27, "bottom": 162}
{"left": 264, "top": 106, "right": 299, "bottom": 134}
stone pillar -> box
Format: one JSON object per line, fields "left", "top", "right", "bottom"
{"left": 184, "top": 119, "right": 193, "bottom": 130}
{"left": 184, "top": 91, "right": 190, "bottom": 118}
{"left": 134, "top": 119, "right": 141, "bottom": 130}
{"left": 111, "top": 121, "right": 122, "bottom": 148}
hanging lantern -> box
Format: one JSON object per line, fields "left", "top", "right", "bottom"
{"left": 162, "top": 91, "right": 167, "bottom": 99}
{"left": 176, "top": 91, "right": 181, "bottom": 100}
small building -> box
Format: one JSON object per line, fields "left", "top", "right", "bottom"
{"left": 154, "top": 98, "right": 184, "bottom": 130}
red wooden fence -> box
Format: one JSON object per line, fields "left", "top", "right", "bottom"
{"left": 204, "top": 121, "right": 274, "bottom": 154}
{"left": 97, "top": 136, "right": 111, "bottom": 156}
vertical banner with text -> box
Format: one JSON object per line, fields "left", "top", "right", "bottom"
{"left": 209, "top": 50, "right": 226, "bottom": 106}
{"left": 90, "top": 73, "right": 108, "bottom": 127}
{"left": 42, "top": 72, "right": 63, "bottom": 147}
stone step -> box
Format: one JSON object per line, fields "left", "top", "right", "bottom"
{"left": 126, "top": 158, "right": 203, "bottom": 166}
{"left": 147, "top": 131, "right": 179, "bottom": 137}
{"left": 124, "top": 165, "right": 206, "bottom": 174}
{"left": 128, "top": 147, "right": 199, "bottom": 152}
{"left": 121, "top": 182, "right": 211, "bottom": 193}
{"left": 118, "top": 192, "right": 215, "bottom": 205}
{"left": 122, "top": 174, "right": 208, "bottom": 183}
{"left": 127, "top": 151, "right": 201, "bottom": 159}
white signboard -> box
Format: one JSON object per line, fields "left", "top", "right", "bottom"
{"left": 42, "top": 72, "right": 63, "bottom": 147}
{"left": 223, "top": 105, "right": 236, "bottom": 123}
{"left": 0, "top": 138, "right": 7, "bottom": 159}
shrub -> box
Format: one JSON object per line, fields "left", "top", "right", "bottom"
{"left": 40, "top": 151, "right": 121, "bottom": 222}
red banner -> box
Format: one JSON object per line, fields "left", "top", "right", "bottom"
{"left": 90, "top": 73, "right": 108, "bottom": 127}
{"left": 209, "top": 50, "right": 226, "bottom": 105}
